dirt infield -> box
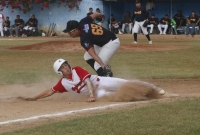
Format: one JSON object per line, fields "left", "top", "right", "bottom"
{"left": 0, "top": 36, "right": 200, "bottom": 133}
{"left": 8, "top": 40, "right": 189, "bottom": 52}
{"left": 0, "top": 79, "right": 200, "bottom": 133}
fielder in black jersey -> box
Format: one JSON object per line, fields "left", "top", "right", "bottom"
{"left": 63, "top": 12, "right": 120, "bottom": 77}
{"left": 132, "top": 0, "right": 152, "bottom": 44}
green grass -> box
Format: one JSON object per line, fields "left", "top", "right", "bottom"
{"left": 0, "top": 37, "right": 200, "bottom": 84}
{"left": 2, "top": 98, "right": 200, "bottom": 135}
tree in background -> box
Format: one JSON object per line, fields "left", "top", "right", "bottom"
{"left": 0, "top": 0, "right": 82, "bottom": 13}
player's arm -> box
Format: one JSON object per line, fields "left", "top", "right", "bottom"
{"left": 196, "top": 17, "right": 200, "bottom": 25}
{"left": 87, "top": 47, "right": 105, "bottom": 68}
{"left": 18, "top": 89, "right": 55, "bottom": 101}
{"left": 90, "top": 12, "right": 105, "bottom": 20}
{"left": 84, "top": 78, "right": 95, "bottom": 102}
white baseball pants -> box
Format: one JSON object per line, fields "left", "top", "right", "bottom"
{"left": 84, "top": 38, "right": 120, "bottom": 70}
{"left": 158, "top": 24, "right": 168, "bottom": 34}
{"left": 122, "top": 23, "right": 132, "bottom": 32}
{"left": 0, "top": 23, "right": 4, "bottom": 36}
{"left": 132, "top": 20, "right": 148, "bottom": 35}
{"left": 147, "top": 24, "right": 154, "bottom": 33}
{"left": 24, "top": 26, "right": 36, "bottom": 31}
{"left": 90, "top": 76, "right": 163, "bottom": 98}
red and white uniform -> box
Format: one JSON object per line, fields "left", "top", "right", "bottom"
{"left": 0, "top": 13, "right": 4, "bottom": 36}
{"left": 52, "top": 66, "right": 162, "bottom": 98}
{"left": 51, "top": 66, "right": 128, "bottom": 97}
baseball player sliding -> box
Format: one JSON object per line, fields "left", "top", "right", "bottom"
{"left": 63, "top": 12, "right": 120, "bottom": 77}
{"left": 132, "top": 0, "right": 152, "bottom": 44}
{"left": 18, "top": 59, "right": 166, "bottom": 102}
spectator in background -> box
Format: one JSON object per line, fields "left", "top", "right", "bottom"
{"left": 121, "top": 11, "right": 132, "bottom": 34}
{"left": 0, "top": 13, "right": 4, "bottom": 37}
{"left": 186, "top": 11, "right": 199, "bottom": 36}
{"left": 3, "top": 16, "right": 10, "bottom": 37}
{"left": 158, "top": 14, "right": 170, "bottom": 35}
{"left": 173, "top": 10, "right": 184, "bottom": 28}
{"left": 147, "top": 13, "right": 158, "bottom": 34}
{"left": 107, "top": 14, "right": 122, "bottom": 34}
{"left": 22, "top": 14, "right": 38, "bottom": 37}
{"left": 87, "top": 7, "right": 93, "bottom": 16}
{"left": 95, "top": 8, "right": 104, "bottom": 26}
{"left": 9, "top": 15, "right": 24, "bottom": 37}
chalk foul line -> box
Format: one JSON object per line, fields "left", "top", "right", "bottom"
{"left": 0, "top": 101, "right": 149, "bottom": 125}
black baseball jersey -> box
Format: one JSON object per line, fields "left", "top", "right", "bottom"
{"left": 15, "top": 19, "right": 24, "bottom": 26}
{"left": 188, "top": 15, "right": 199, "bottom": 23}
{"left": 173, "top": 14, "right": 183, "bottom": 25}
{"left": 132, "top": 7, "right": 149, "bottom": 22}
{"left": 123, "top": 16, "right": 132, "bottom": 23}
{"left": 25, "top": 18, "right": 38, "bottom": 27}
{"left": 149, "top": 18, "right": 158, "bottom": 25}
{"left": 4, "top": 20, "right": 10, "bottom": 27}
{"left": 107, "top": 17, "right": 117, "bottom": 24}
{"left": 79, "top": 16, "right": 117, "bottom": 51}
{"left": 160, "top": 18, "right": 170, "bottom": 25}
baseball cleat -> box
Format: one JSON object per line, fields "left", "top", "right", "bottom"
{"left": 133, "top": 41, "right": 137, "bottom": 44}
{"left": 158, "top": 89, "right": 166, "bottom": 95}
{"left": 149, "top": 41, "right": 152, "bottom": 44}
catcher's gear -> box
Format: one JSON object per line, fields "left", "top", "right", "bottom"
{"left": 143, "top": 20, "right": 149, "bottom": 27}
{"left": 53, "top": 58, "right": 71, "bottom": 76}
{"left": 103, "top": 64, "right": 113, "bottom": 77}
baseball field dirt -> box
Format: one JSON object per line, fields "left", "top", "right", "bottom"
{"left": 0, "top": 35, "right": 200, "bottom": 133}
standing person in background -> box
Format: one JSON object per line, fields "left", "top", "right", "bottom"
{"left": 157, "top": 14, "right": 171, "bottom": 35}
{"left": 95, "top": 8, "right": 104, "bottom": 26}
{"left": 0, "top": 12, "right": 4, "bottom": 37}
{"left": 3, "top": 16, "right": 10, "bottom": 37}
{"left": 132, "top": 0, "right": 152, "bottom": 44}
{"left": 186, "top": 11, "right": 199, "bottom": 37}
{"left": 87, "top": 7, "right": 93, "bottom": 16}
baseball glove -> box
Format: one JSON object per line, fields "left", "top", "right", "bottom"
{"left": 143, "top": 20, "right": 149, "bottom": 27}
{"left": 103, "top": 64, "right": 113, "bottom": 77}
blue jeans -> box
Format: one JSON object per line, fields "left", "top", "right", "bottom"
{"left": 186, "top": 23, "right": 196, "bottom": 35}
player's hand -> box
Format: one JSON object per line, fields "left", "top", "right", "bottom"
{"left": 87, "top": 96, "right": 95, "bottom": 102}
{"left": 17, "top": 96, "right": 36, "bottom": 101}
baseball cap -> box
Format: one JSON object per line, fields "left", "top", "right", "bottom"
{"left": 165, "top": 14, "right": 169, "bottom": 16}
{"left": 63, "top": 20, "right": 79, "bottom": 33}
{"left": 151, "top": 13, "right": 155, "bottom": 16}
{"left": 135, "top": 0, "right": 140, "bottom": 3}
{"left": 136, "top": 0, "right": 140, "bottom": 3}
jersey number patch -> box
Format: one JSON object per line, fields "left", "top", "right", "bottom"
{"left": 91, "top": 24, "right": 103, "bottom": 35}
